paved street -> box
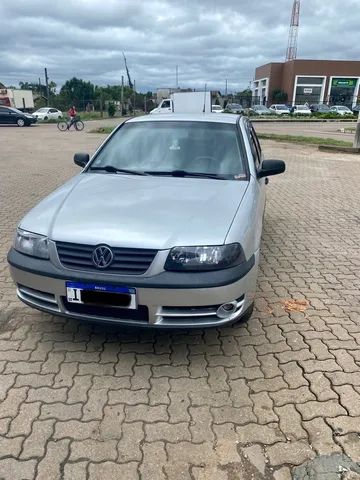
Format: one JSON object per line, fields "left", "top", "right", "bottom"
{"left": 0, "top": 122, "right": 360, "bottom": 479}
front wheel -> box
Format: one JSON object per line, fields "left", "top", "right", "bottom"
{"left": 17, "top": 118, "right": 25, "bottom": 127}
{"left": 57, "top": 121, "right": 68, "bottom": 131}
{"left": 75, "top": 120, "right": 84, "bottom": 131}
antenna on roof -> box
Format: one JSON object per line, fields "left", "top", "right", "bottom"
{"left": 203, "top": 84, "right": 207, "bottom": 113}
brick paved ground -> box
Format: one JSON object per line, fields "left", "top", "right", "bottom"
{"left": 0, "top": 123, "right": 359, "bottom": 479}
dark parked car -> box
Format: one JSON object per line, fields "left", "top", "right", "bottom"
{"left": 310, "top": 104, "right": 330, "bottom": 113}
{"left": 0, "top": 106, "right": 37, "bottom": 127}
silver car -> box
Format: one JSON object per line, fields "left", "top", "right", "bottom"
{"left": 8, "top": 114, "right": 285, "bottom": 328}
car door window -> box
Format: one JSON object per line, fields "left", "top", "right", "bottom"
{"left": 49, "top": 109, "right": 57, "bottom": 113}
{"left": 249, "top": 126, "right": 262, "bottom": 169}
{"left": 162, "top": 101, "right": 171, "bottom": 109}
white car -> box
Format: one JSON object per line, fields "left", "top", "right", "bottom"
{"left": 212, "top": 105, "right": 224, "bottom": 113}
{"left": 33, "top": 107, "right": 63, "bottom": 121}
{"left": 292, "top": 105, "right": 312, "bottom": 115}
{"left": 330, "top": 106, "right": 353, "bottom": 116}
{"left": 269, "top": 104, "right": 291, "bottom": 115}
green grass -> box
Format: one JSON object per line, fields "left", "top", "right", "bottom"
{"left": 88, "top": 126, "right": 115, "bottom": 134}
{"left": 257, "top": 133, "right": 352, "bottom": 147}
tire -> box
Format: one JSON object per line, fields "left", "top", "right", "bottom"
{"left": 57, "top": 121, "right": 68, "bottom": 132}
{"left": 75, "top": 120, "right": 84, "bottom": 131}
{"left": 17, "top": 118, "right": 25, "bottom": 127}
{"left": 44, "top": 116, "right": 48, "bottom": 121}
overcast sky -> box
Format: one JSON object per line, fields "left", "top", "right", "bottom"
{"left": 1, "top": 0, "right": 359, "bottom": 93}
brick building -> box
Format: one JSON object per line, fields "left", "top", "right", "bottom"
{"left": 253, "top": 59, "right": 360, "bottom": 107}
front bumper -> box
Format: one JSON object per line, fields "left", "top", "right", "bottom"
{"left": 8, "top": 248, "right": 259, "bottom": 328}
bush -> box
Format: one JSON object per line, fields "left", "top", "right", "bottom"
{"left": 107, "top": 102, "right": 116, "bottom": 117}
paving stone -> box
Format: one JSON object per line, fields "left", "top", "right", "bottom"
{"left": 146, "top": 421, "right": 191, "bottom": 442}
{"left": 280, "top": 361, "right": 308, "bottom": 389}
{"left": 117, "top": 421, "right": 144, "bottom": 462}
{"left": 303, "top": 417, "right": 341, "bottom": 455}
{"left": 270, "top": 386, "right": 315, "bottom": 407}
{"left": 0, "top": 458, "right": 36, "bottom": 480}
{"left": 63, "top": 462, "right": 88, "bottom": 480}
{"left": 266, "top": 440, "right": 315, "bottom": 466}
{"left": 212, "top": 406, "right": 256, "bottom": 425}
{"left": 276, "top": 404, "right": 307, "bottom": 441}
{"left": 40, "top": 402, "right": 82, "bottom": 420}
{"left": 54, "top": 420, "right": 100, "bottom": 440}
{"left": 336, "top": 434, "right": 360, "bottom": 462}
{"left": 297, "top": 400, "right": 347, "bottom": 420}
{"left": 37, "top": 439, "right": 70, "bottom": 480}
{"left": 70, "top": 439, "right": 117, "bottom": 461}
{"left": 8, "top": 401, "right": 40, "bottom": 437}
{"left": 21, "top": 419, "right": 55, "bottom": 458}
{"left": 305, "top": 372, "right": 338, "bottom": 401}
{"left": 140, "top": 441, "right": 167, "bottom": 480}
{"left": 252, "top": 391, "right": 279, "bottom": 424}
{"left": 0, "top": 436, "right": 23, "bottom": 457}
{"left": 236, "top": 422, "right": 284, "bottom": 445}
{"left": 89, "top": 461, "right": 139, "bottom": 480}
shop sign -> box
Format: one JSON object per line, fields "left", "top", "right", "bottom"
{"left": 303, "top": 88, "right": 313, "bottom": 94}
{"left": 332, "top": 78, "right": 357, "bottom": 87}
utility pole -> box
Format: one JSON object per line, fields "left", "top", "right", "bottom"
{"left": 354, "top": 111, "right": 360, "bottom": 148}
{"left": 121, "top": 75, "right": 124, "bottom": 116}
{"left": 44, "top": 68, "right": 49, "bottom": 106}
{"left": 225, "top": 79, "right": 228, "bottom": 96}
{"left": 133, "top": 80, "right": 136, "bottom": 117}
{"left": 176, "top": 65, "right": 179, "bottom": 89}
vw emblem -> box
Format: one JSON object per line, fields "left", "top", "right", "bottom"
{"left": 92, "top": 245, "right": 114, "bottom": 269}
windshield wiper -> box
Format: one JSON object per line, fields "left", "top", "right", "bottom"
{"left": 89, "top": 165, "right": 148, "bottom": 176}
{"left": 144, "top": 170, "right": 226, "bottom": 180}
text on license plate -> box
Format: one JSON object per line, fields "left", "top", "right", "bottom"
{"left": 66, "top": 282, "right": 137, "bottom": 309}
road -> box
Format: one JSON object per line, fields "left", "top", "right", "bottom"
{"left": 0, "top": 122, "right": 360, "bottom": 479}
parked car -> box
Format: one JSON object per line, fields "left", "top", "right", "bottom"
{"left": 269, "top": 104, "right": 291, "bottom": 115}
{"left": 290, "top": 105, "right": 312, "bottom": 115}
{"left": 310, "top": 104, "right": 330, "bottom": 113}
{"left": 330, "top": 105, "right": 354, "bottom": 116}
{"left": 0, "top": 106, "right": 37, "bottom": 127}
{"left": 211, "top": 105, "right": 224, "bottom": 113}
{"left": 225, "top": 103, "right": 244, "bottom": 114}
{"left": 7, "top": 114, "right": 285, "bottom": 328}
{"left": 352, "top": 104, "right": 360, "bottom": 114}
{"left": 33, "top": 107, "right": 63, "bottom": 121}
{"left": 250, "top": 105, "right": 274, "bottom": 115}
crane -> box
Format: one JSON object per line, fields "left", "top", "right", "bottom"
{"left": 285, "top": 0, "right": 301, "bottom": 62}
{"left": 122, "top": 52, "right": 133, "bottom": 90}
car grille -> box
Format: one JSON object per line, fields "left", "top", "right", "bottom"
{"left": 56, "top": 242, "right": 157, "bottom": 274}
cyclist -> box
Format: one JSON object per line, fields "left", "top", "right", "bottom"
{"left": 67, "top": 105, "right": 77, "bottom": 130}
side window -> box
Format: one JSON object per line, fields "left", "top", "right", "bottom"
{"left": 161, "top": 100, "right": 170, "bottom": 109}
{"left": 249, "top": 126, "right": 261, "bottom": 169}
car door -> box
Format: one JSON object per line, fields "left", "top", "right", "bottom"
{"left": 0, "top": 107, "right": 12, "bottom": 124}
{"left": 49, "top": 108, "right": 59, "bottom": 119}
{"left": 246, "top": 122, "right": 267, "bottom": 251}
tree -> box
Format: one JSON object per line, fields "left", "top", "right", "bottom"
{"left": 108, "top": 102, "right": 116, "bottom": 117}
{"left": 272, "top": 89, "right": 288, "bottom": 103}
{"left": 60, "top": 77, "right": 95, "bottom": 108}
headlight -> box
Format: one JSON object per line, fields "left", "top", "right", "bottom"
{"left": 14, "top": 228, "right": 49, "bottom": 259}
{"left": 164, "top": 243, "right": 245, "bottom": 271}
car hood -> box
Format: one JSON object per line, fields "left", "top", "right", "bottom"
{"left": 20, "top": 173, "right": 248, "bottom": 250}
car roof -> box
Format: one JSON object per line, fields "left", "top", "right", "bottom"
{"left": 127, "top": 113, "right": 240, "bottom": 125}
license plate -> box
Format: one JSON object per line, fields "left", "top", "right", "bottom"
{"left": 66, "top": 282, "right": 137, "bottom": 309}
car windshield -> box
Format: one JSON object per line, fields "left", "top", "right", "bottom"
{"left": 338, "top": 106, "right": 349, "bottom": 111}
{"left": 36, "top": 108, "right": 49, "bottom": 113}
{"left": 89, "top": 121, "right": 246, "bottom": 179}
{"left": 228, "top": 104, "right": 241, "bottom": 109}
{"left": 212, "top": 106, "right": 222, "bottom": 110}
{"left": 277, "top": 105, "right": 288, "bottom": 110}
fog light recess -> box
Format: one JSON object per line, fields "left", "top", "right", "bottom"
{"left": 216, "top": 301, "right": 237, "bottom": 319}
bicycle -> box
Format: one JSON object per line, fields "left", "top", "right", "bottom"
{"left": 57, "top": 116, "right": 84, "bottom": 132}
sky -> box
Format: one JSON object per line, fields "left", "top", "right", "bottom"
{"left": 1, "top": 0, "right": 359, "bottom": 93}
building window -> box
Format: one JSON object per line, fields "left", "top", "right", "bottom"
{"left": 329, "top": 78, "right": 359, "bottom": 107}
{"left": 297, "top": 76, "right": 324, "bottom": 85}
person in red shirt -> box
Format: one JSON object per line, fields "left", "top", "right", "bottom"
{"left": 67, "top": 105, "right": 77, "bottom": 129}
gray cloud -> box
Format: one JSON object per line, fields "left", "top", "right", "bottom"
{"left": 0, "top": 0, "right": 359, "bottom": 92}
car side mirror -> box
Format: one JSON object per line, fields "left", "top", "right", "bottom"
{"left": 258, "top": 160, "right": 286, "bottom": 178}
{"left": 74, "top": 153, "right": 90, "bottom": 168}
